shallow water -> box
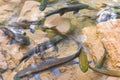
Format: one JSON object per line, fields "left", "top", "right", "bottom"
{"left": 0, "top": 0, "right": 120, "bottom": 80}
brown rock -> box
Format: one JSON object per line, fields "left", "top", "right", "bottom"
{"left": 80, "top": 19, "right": 120, "bottom": 70}
{"left": 97, "top": 19, "right": 120, "bottom": 70}
{"left": 18, "top": 1, "right": 44, "bottom": 21}
{"left": 44, "top": 14, "right": 71, "bottom": 34}
{"left": 79, "top": 26, "right": 104, "bottom": 63}
{"left": 2, "top": 70, "right": 17, "bottom": 80}
{"left": 0, "top": 0, "right": 25, "bottom": 23}
{"left": 107, "top": 77, "right": 119, "bottom": 80}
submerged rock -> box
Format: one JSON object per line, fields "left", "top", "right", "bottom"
{"left": 79, "top": 19, "right": 120, "bottom": 70}
{"left": 1, "top": 0, "right": 120, "bottom": 80}
{"left": 0, "top": 0, "right": 25, "bottom": 23}
{"left": 44, "top": 14, "right": 71, "bottom": 34}
{"left": 18, "top": 1, "right": 44, "bottom": 22}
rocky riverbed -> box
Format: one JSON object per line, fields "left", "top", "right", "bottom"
{"left": 0, "top": 0, "right": 120, "bottom": 80}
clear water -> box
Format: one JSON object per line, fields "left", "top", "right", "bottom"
{"left": 97, "top": 5, "right": 117, "bottom": 23}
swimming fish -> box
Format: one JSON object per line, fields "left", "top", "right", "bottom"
{"left": 79, "top": 48, "right": 88, "bottom": 73}
{"left": 14, "top": 35, "right": 67, "bottom": 70}
{"left": 0, "top": 25, "right": 30, "bottom": 46}
{"left": 44, "top": 3, "right": 90, "bottom": 17}
{"left": 14, "top": 44, "right": 82, "bottom": 80}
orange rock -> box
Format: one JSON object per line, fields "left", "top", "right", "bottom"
{"left": 44, "top": 14, "right": 71, "bottom": 34}
{"left": 80, "top": 19, "right": 120, "bottom": 70}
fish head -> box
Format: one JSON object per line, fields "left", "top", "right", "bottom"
{"left": 15, "top": 33, "right": 30, "bottom": 46}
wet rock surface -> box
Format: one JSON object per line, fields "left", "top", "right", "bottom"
{"left": 44, "top": 14, "right": 71, "bottom": 34}
{"left": 0, "top": 0, "right": 120, "bottom": 80}
{"left": 79, "top": 19, "right": 120, "bottom": 80}
{"left": 18, "top": 0, "right": 43, "bottom": 21}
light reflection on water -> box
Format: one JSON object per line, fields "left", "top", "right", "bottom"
{"left": 3, "top": 0, "right": 120, "bottom": 36}
{"left": 57, "top": 0, "right": 120, "bottom": 36}
{"left": 97, "top": 5, "right": 117, "bottom": 23}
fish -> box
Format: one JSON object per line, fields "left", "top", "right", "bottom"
{"left": 14, "top": 43, "right": 120, "bottom": 80}
{"left": 15, "top": 35, "right": 67, "bottom": 70}
{"left": 0, "top": 25, "right": 30, "bottom": 46}
{"left": 95, "top": 44, "right": 107, "bottom": 69}
{"left": 39, "top": 0, "right": 48, "bottom": 11}
{"left": 88, "top": 43, "right": 120, "bottom": 77}
{"left": 9, "top": 19, "right": 45, "bottom": 33}
{"left": 89, "top": 65, "right": 120, "bottom": 77}
{"left": 13, "top": 44, "right": 82, "bottom": 80}
{"left": 10, "top": 21, "right": 42, "bottom": 29}
{"left": 44, "top": 3, "right": 90, "bottom": 17}
{"left": 79, "top": 48, "right": 88, "bottom": 73}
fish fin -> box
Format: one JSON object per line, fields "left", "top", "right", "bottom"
{"left": 69, "top": 60, "right": 91, "bottom": 66}
{"left": 69, "top": 60, "right": 79, "bottom": 65}
{"left": 73, "top": 10, "right": 79, "bottom": 14}
{"left": 54, "top": 45, "right": 59, "bottom": 53}
{"left": 26, "top": 73, "right": 41, "bottom": 79}
{"left": 33, "top": 74, "right": 41, "bottom": 80}
{"left": 13, "top": 62, "right": 21, "bottom": 71}
{"left": 50, "top": 68, "right": 61, "bottom": 76}
{"left": 66, "top": 3, "right": 71, "bottom": 6}
{"left": 38, "top": 51, "right": 45, "bottom": 59}
{"left": 2, "top": 32, "right": 7, "bottom": 37}
{"left": 7, "top": 39, "right": 16, "bottom": 45}
{"left": 14, "top": 74, "right": 19, "bottom": 80}
{"left": 88, "top": 61, "right": 92, "bottom": 64}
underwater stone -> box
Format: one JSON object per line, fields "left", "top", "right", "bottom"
{"left": 44, "top": 14, "right": 71, "bottom": 34}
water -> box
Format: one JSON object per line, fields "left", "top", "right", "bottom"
{"left": 1, "top": 1, "right": 120, "bottom": 80}
{"left": 97, "top": 5, "right": 117, "bottom": 23}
